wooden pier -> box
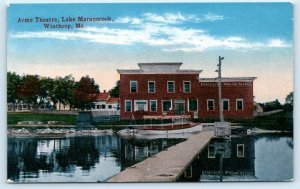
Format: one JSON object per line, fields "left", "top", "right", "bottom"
{"left": 108, "top": 131, "right": 214, "bottom": 182}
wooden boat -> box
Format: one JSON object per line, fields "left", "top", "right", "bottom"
{"left": 137, "top": 122, "right": 202, "bottom": 135}
{"left": 117, "top": 115, "right": 203, "bottom": 137}
{"left": 117, "top": 122, "right": 203, "bottom": 138}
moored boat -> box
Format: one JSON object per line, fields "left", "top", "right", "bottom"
{"left": 117, "top": 122, "right": 203, "bottom": 138}
{"left": 137, "top": 122, "right": 203, "bottom": 135}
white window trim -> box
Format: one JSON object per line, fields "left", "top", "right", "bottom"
{"left": 183, "top": 81, "right": 191, "bottom": 93}
{"left": 148, "top": 81, "right": 155, "bottom": 93}
{"left": 150, "top": 100, "right": 157, "bottom": 112}
{"left": 208, "top": 144, "right": 215, "bottom": 158}
{"left": 237, "top": 144, "right": 245, "bottom": 158}
{"left": 130, "top": 80, "right": 138, "bottom": 93}
{"left": 125, "top": 100, "right": 132, "bottom": 112}
{"left": 207, "top": 99, "right": 215, "bottom": 111}
{"left": 167, "top": 81, "right": 175, "bottom": 93}
{"left": 222, "top": 99, "right": 230, "bottom": 111}
{"left": 134, "top": 100, "right": 148, "bottom": 112}
{"left": 162, "top": 100, "right": 172, "bottom": 112}
{"left": 188, "top": 99, "right": 198, "bottom": 112}
{"left": 236, "top": 99, "right": 244, "bottom": 111}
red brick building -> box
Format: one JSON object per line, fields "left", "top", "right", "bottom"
{"left": 118, "top": 63, "right": 256, "bottom": 120}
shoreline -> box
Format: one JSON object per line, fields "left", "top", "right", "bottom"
{"left": 7, "top": 127, "right": 292, "bottom": 138}
{"left": 7, "top": 127, "right": 114, "bottom": 137}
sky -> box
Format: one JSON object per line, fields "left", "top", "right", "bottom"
{"left": 7, "top": 3, "right": 293, "bottom": 103}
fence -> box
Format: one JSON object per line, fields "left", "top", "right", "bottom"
{"left": 254, "top": 109, "right": 283, "bottom": 117}
{"left": 92, "top": 110, "right": 120, "bottom": 117}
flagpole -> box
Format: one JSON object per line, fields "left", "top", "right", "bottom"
{"left": 217, "top": 56, "right": 224, "bottom": 122}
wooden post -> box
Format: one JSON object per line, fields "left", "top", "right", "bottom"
{"left": 217, "top": 56, "right": 225, "bottom": 122}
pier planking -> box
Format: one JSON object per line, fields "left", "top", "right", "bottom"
{"left": 108, "top": 131, "right": 214, "bottom": 182}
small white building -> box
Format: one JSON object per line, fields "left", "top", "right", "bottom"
{"left": 254, "top": 101, "right": 264, "bottom": 113}
{"left": 93, "top": 90, "right": 120, "bottom": 116}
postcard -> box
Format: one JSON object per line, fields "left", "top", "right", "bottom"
{"left": 7, "top": 3, "right": 293, "bottom": 183}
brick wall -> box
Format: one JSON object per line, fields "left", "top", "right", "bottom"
{"left": 198, "top": 82, "right": 254, "bottom": 119}
{"left": 120, "top": 74, "right": 255, "bottom": 120}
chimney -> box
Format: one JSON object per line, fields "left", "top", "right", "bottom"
{"left": 103, "top": 90, "right": 106, "bottom": 93}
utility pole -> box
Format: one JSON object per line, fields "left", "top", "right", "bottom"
{"left": 216, "top": 56, "right": 225, "bottom": 122}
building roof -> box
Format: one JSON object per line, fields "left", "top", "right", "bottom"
{"left": 96, "top": 92, "right": 109, "bottom": 101}
{"left": 199, "top": 77, "right": 257, "bottom": 82}
{"left": 107, "top": 97, "right": 119, "bottom": 104}
{"left": 137, "top": 62, "right": 183, "bottom": 67}
{"left": 117, "top": 62, "right": 202, "bottom": 74}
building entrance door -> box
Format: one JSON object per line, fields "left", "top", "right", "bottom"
{"left": 174, "top": 99, "right": 185, "bottom": 115}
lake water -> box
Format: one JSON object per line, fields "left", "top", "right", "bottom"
{"left": 178, "top": 133, "right": 293, "bottom": 182}
{"left": 7, "top": 133, "right": 293, "bottom": 183}
{"left": 7, "top": 135, "right": 185, "bottom": 182}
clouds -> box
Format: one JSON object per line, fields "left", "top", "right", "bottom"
{"left": 143, "top": 12, "right": 195, "bottom": 24}
{"left": 203, "top": 12, "right": 224, "bottom": 21}
{"left": 267, "top": 39, "right": 289, "bottom": 48}
{"left": 115, "top": 12, "right": 224, "bottom": 25}
{"left": 115, "top": 16, "right": 143, "bottom": 25}
{"left": 11, "top": 12, "right": 291, "bottom": 52}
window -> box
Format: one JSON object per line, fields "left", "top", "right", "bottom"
{"left": 208, "top": 145, "right": 215, "bottom": 158}
{"left": 188, "top": 99, "right": 198, "bottom": 111}
{"left": 207, "top": 99, "right": 215, "bottom": 111}
{"left": 134, "top": 100, "right": 148, "bottom": 111}
{"left": 236, "top": 99, "right": 244, "bottom": 110}
{"left": 167, "top": 81, "right": 175, "bottom": 93}
{"left": 150, "top": 100, "right": 157, "bottom": 112}
{"left": 183, "top": 81, "right": 191, "bottom": 93}
{"left": 237, "top": 144, "right": 244, "bottom": 157}
{"left": 162, "top": 100, "right": 172, "bottom": 112}
{"left": 130, "top": 81, "right": 137, "bottom": 93}
{"left": 223, "top": 99, "right": 230, "bottom": 111}
{"left": 101, "top": 104, "right": 106, "bottom": 109}
{"left": 125, "top": 100, "right": 132, "bottom": 112}
{"left": 148, "top": 81, "right": 155, "bottom": 93}
{"left": 108, "top": 105, "right": 112, "bottom": 109}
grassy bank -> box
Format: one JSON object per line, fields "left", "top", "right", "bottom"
{"left": 95, "top": 111, "right": 293, "bottom": 131}
{"left": 8, "top": 112, "right": 77, "bottom": 125}
{"left": 8, "top": 111, "right": 293, "bottom": 131}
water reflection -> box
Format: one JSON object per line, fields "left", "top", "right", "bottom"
{"left": 120, "top": 138, "right": 183, "bottom": 171}
{"left": 178, "top": 133, "right": 293, "bottom": 182}
{"left": 8, "top": 133, "right": 292, "bottom": 183}
{"left": 8, "top": 135, "right": 184, "bottom": 183}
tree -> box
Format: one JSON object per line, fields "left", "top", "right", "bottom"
{"left": 38, "top": 77, "right": 55, "bottom": 107}
{"left": 74, "top": 76, "right": 100, "bottom": 110}
{"left": 56, "top": 75, "right": 76, "bottom": 110}
{"left": 17, "top": 75, "right": 40, "bottom": 109}
{"left": 284, "top": 92, "right": 293, "bottom": 111}
{"left": 7, "top": 72, "right": 22, "bottom": 111}
{"left": 7, "top": 72, "right": 21, "bottom": 104}
{"left": 264, "top": 99, "right": 283, "bottom": 111}
{"left": 109, "top": 80, "right": 120, "bottom": 98}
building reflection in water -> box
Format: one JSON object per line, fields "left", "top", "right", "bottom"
{"left": 7, "top": 135, "right": 184, "bottom": 182}
{"left": 119, "top": 138, "right": 185, "bottom": 171}
{"left": 178, "top": 136, "right": 256, "bottom": 182}
{"left": 8, "top": 134, "right": 292, "bottom": 182}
